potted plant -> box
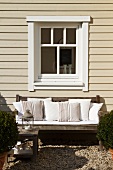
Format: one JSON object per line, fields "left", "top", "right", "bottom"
{"left": 0, "top": 110, "right": 19, "bottom": 169}
{"left": 97, "top": 110, "right": 113, "bottom": 159}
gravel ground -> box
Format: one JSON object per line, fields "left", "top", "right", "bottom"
{"left": 4, "top": 145, "right": 113, "bottom": 170}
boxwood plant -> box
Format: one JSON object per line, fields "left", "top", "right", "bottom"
{"left": 0, "top": 110, "right": 19, "bottom": 154}
{"left": 97, "top": 110, "right": 113, "bottom": 150}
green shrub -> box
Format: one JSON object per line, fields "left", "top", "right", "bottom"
{"left": 0, "top": 110, "right": 19, "bottom": 153}
{"left": 97, "top": 110, "right": 113, "bottom": 150}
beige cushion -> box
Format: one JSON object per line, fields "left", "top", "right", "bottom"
{"left": 69, "top": 102, "right": 80, "bottom": 122}
{"left": 58, "top": 102, "right": 69, "bottom": 122}
{"left": 69, "top": 99, "right": 91, "bottom": 121}
{"left": 21, "top": 100, "right": 43, "bottom": 121}
{"left": 27, "top": 97, "right": 52, "bottom": 119}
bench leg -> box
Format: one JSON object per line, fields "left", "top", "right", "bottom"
{"left": 99, "top": 140, "right": 104, "bottom": 151}
{"left": 33, "top": 135, "right": 38, "bottom": 161}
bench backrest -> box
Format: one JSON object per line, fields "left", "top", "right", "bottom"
{"left": 16, "top": 94, "right": 100, "bottom": 103}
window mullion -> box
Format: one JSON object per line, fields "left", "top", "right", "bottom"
{"left": 76, "top": 26, "right": 79, "bottom": 76}
{"left": 57, "top": 46, "right": 60, "bottom": 74}
{"left": 63, "top": 28, "right": 66, "bottom": 44}
{"left": 51, "top": 28, "right": 53, "bottom": 44}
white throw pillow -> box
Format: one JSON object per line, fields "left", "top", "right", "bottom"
{"left": 44, "top": 100, "right": 59, "bottom": 121}
{"left": 13, "top": 101, "right": 23, "bottom": 119}
{"left": 13, "top": 101, "right": 22, "bottom": 113}
{"left": 89, "top": 103, "right": 103, "bottom": 121}
{"left": 69, "top": 99, "right": 91, "bottom": 121}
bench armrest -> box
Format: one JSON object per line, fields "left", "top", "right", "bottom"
{"left": 98, "top": 111, "right": 108, "bottom": 121}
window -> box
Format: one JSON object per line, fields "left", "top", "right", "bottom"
{"left": 26, "top": 16, "right": 90, "bottom": 91}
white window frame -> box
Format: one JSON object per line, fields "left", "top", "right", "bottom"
{"left": 26, "top": 16, "right": 90, "bottom": 91}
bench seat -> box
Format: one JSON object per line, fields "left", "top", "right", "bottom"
{"left": 17, "top": 120, "right": 98, "bottom": 131}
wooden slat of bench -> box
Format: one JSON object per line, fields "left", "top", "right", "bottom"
{"left": 34, "top": 124, "right": 97, "bottom": 131}
{"left": 16, "top": 95, "right": 100, "bottom": 103}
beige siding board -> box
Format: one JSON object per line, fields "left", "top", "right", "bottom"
{"left": 89, "top": 48, "right": 113, "bottom": 55}
{"left": 0, "top": 62, "right": 27, "bottom": 68}
{"left": 2, "top": 19, "right": 113, "bottom": 27}
{"left": 89, "top": 41, "right": 113, "bottom": 48}
{"left": 1, "top": 11, "right": 113, "bottom": 18}
{"left": 0, "top": 55, "right": 27, "bottom": 61}
{"left": 0, "top": 48, "right": 27, "bottom": 54}
{"left": 90, "top": 26, "right": 113, "bottom": 33}
{"left": 0, "top": 77, "right": 27, "bottom": 83}
{"left": 105, "top": 105, "right": 113, "bottom": 111}
{"left": 89, "top": 84, "right": 113, "bottom": 91}
{"left": 0, "top": 41, "right": 27, "bottom": 48}
{"left": 0, "top": 33, "right": 27, "bottom": 40}
{"left": 90, "top": 19, "right": 113, "bottom": 26}
{"left": 0, "top": 26, "right": 27, "bottom": 33}
{"left": 89, "top": 62, "right": 113, "bottom": 69}
{"left": 1, "top": 4, "right": 113, "bottom": 11}
{"left": 0, "top": 97, "right": 20, "bottom": 104}
{"left": 8, "top": 105, "right": 15, "bottom": 111}
{"left": 0, "top": 0, "right": 113, "bottom": 3}
{"left": 89, "top": 70, "right": 113, "bottom": 77}
{"left": 90, "top": 55, "right": 113, "bottom": 62}
{"left": 1, "top": 90, "right": 113, "bottom": 98}
{"left": 103, "top": 98, "right": 113, "bottom": 105}
{"left": 89, "top": 77, "right": 113, "bottom": 84}
{"left": 0, "top": 69, "right": 27, "bottom": 76}
{"left": 90, "top": 33, "right": 113, "bottom": 41}
{"left": 0, "top": 84, "right": 27, "bottom": 90}
{"left": 0, "top": 19, "right": 27, "bottom": 26}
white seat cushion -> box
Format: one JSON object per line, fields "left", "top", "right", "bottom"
{"left": 16, "top": 120, "right": 99, "bottom": 125}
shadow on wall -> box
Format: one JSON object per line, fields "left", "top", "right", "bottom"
{"left": 0, "top": 93, "right": 11, "bottom": 112}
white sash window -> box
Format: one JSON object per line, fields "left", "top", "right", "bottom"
{"left": 27, "top": 16, "right": 90, "bottom": 91}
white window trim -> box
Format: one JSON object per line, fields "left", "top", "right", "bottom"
{"left": 26, "top": 16, "right": 90, "bottom": 91}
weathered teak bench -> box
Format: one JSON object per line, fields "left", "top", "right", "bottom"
{"left": 15, "top": 94, "right": 102, "bottom": 146}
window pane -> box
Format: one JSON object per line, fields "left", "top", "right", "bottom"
{"left": 41, "top": 47, "right": 57, "bottom": 74}
{"left": 41, "top": 28, "right": 51, "bottom": 44}
{"left": 54, "top": 28, "right": 63, "bottom": 44}
{"left": 59, "top": 47, "right": 76, "bottom": 74}
{"left": 66, "top": 28, "right": 76, "bottom": 44}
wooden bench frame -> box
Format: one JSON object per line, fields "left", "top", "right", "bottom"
{"left": 16, "top": 94, "right": 102, "bottom": 146}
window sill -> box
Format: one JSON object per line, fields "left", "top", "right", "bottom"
{"left": 33, "top": 81, "right": 84, "bottom": 90}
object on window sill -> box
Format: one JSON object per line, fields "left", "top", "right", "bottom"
{"left": 63, "top": 64, "right": 67, "bottom": 74}
{"left": 68, "top": 64, "right": 72, "bottom": 74}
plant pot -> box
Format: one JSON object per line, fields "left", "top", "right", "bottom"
{"left": 109, "top": 148, "right": 113, "bottom": 160}
{"left": 0, "top": 152, "right": 7, "bottom": 170}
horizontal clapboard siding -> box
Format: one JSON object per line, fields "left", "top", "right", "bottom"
{"left": 0, "top": 69, "right": 27, "bottom": 75}
{"left": 0, "top": 55, "right": 27, "bottom": 61}
{"left": 1, "top": 4, "right": 113, "bottom": 11}
{"left": 1, "top": 11, "right": 113, "bottom": 18}
{"left": 0, "top": 0, "right": 113, "bottom": 3}
{"left": 89, "top": 70, "right": 113, "bottom": 77}
{"left": 0, "top": 0, "right": 113, "bottom": 112}
{"left": 0, "top": 62, "right": 27, "bottom": 68}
